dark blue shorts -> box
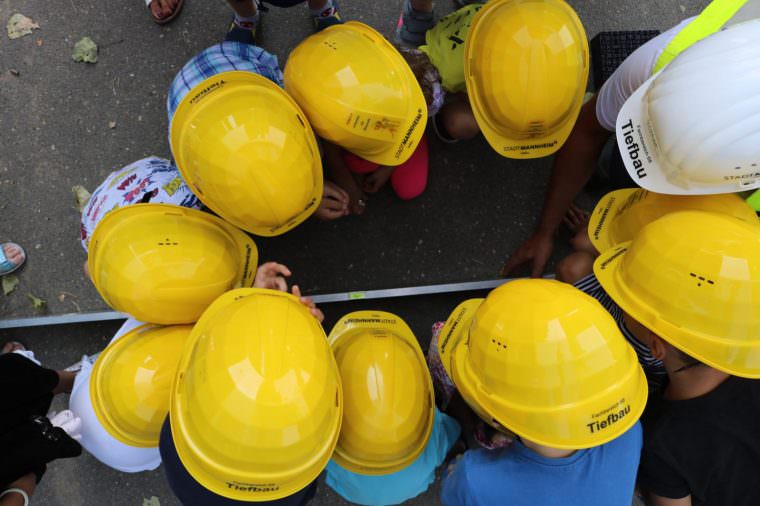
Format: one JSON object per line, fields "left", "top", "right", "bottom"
{"left": 159, "top": 418, "right": 318, "bottom": 506}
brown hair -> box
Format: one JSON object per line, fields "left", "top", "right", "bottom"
{"left": 396, "top": 45, "right": 439, "bottom": 108}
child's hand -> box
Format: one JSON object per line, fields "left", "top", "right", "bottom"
{"left": 562, "top": 203, "right": 590, "bottom": 233}
{"left": 254, "top": 262, "right": 291, "bottom": 292}
{"left": 291, "top": 285, "right": 324, "bottom": 323}
{"left": 314, "top": 181, "right": 350, "bottom": 220}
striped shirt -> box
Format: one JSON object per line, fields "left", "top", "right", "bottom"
{"left": 166, "top": 42, "right": 284, "bottom": 122}
{"left": 575, "top": 273, "right": 666, "bottom": 391}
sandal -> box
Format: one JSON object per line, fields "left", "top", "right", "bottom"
{"left": 0, "top": 242, "right": 26, "bottom": 276}
{"left": 146, "top": 0, "right": 185, "bottom": 25}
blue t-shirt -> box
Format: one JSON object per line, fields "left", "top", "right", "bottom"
{"left": 326, "top": 408, "right": 461, "bottom": 506}
{"left": 441, "top": 422, "right": 642, "bottom": 506}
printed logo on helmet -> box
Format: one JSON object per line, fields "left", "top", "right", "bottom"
{"left": 189, "top": 79, "right": 227, "bottom": 105}
{"left": 592, "top": 196, "right": 616, "bottom": 241}
{"left": 586, "top": 399, "right": 631, "bottom": 434}
{"left": 394, "top": 108, "right": 424, "bottom": 159}
{"left": 619, "top": 119, "right": 653, "bottom": 179}
{"left": 225, "top": 481, "right": 280, "bottom": 494}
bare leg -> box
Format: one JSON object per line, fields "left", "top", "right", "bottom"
{"left": 441, "top": 96, "right": 480, "bottom": 141}
{"left": 226, "top": 0, "right": 257, "bottom": 17}
{"left": 307, "top": 0, "right": 328, "bottom": 9}
{"left": 555, "top": 251, "right": 595, "bottom": 285}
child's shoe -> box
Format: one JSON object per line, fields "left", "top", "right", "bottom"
{"left": 226, "top": 3, "right": 261, "bottom": 45}
{"left": 395, "top": 0, "right": 434, "bottom": 48}
{"left": 312, "top": 0, "right": 342, "bottom": 31}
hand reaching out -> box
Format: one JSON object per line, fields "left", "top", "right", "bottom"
{"left": 291, "top": 285, "right": 324, "bottom": 323}
{"left": 501, "top": 232, "right": 555, "bottom": 279}
{"left": 314, "top": 181, "right": 350, "bottom": 220}
{"left": 254, "top": 262, "right": 292, "bottom": 292}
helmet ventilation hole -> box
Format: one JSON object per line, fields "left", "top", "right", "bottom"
{"left": 689, "top": 272, "right": 715, "bottom": 287}
{"left": 491, "top": 338, "right": 508, "bottom": 351}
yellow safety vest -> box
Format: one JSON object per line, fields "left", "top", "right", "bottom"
{"left": 652, "top": 0, "right": 747, "bottom": 73}
{"left": 419, "top": 4, "right": 483, "bottom": 93}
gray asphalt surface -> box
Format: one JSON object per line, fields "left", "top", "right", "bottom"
{"left": 0, "top": 0, "right": 710, "bottom": 504}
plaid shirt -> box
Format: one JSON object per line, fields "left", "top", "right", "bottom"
{"left": 166, "top": 42, "right": 284, "bottom": 122}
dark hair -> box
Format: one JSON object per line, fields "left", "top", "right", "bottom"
{"left": 395, "top": 45, "right": 439, "bottom": 108}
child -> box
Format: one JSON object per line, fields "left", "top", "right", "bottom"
{"left": 324, "top": 311, "right": 461, "bottom": 506}
{"left": 592, "top": 210, "right": 760, "bottom": 505}
{"left": 167, "top": 32, "right": 350, "bottom": 234}
{"left": 226, "top": 0, "right": 341, "bottom": 44}
{"left": 555, "top": 189, "right": 759, "bottom": 391}
{"left": 284, "top": 22, "right": 430, "bottom": 213}
{"left": 68, "top": 282, "right": 323, "bottom": 474}
{"left": 437, "top": 279, "right": 647, "bottom": 505}
{"left": 159, "top": 289, "right": 339, "bottom": 506}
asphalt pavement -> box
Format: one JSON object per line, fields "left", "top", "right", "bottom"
{"left": 0, "top": 0, "right": 710, "bottom": 504}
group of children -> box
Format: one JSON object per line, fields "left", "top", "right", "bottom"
{"left": 3, "top": 0, "right": 760, "bottom": 505}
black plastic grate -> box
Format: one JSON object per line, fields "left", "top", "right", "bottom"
{"left": 590, "top": 30, "right": 661, "bottom": 90}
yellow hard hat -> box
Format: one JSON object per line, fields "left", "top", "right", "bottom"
{"left": 284, "top": 22, "right": 427, "bottom": 166}
{"left": 465, "top": 0, "right": 589, "bottom": 158}
{"left": 589, "top": 188, "right": 759, "bottom": 253}
{"left": 88, "top": 203, "right": 257, "bottom": 324}
{"left": 438, "top": 279, "right": 647, "bottom": 449}
{"left": 170, "top": 71, "right": 323, "bottom": 236}
{"left": 170, "top": 288, "right": 342, "bottom": 501}
{"left": 327, "top": 311, "right": 434, "bottom": 475}
{"left": 594, "top": 211, "right": 760, "bottom": 378}
{"left": 90, "top": 324, "right": 193, "bottom": 447}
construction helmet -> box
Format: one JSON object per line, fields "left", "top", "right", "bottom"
{"left": 595, "top": 211, "right": 760, "bottom": 378}
{"left": 438, "top": 279, "right": 647, "bottom": 449}
{"left": 90, "top": 324, "right": 193, "bottom": 447}
{"left": 170, "top": 288, "right": 342, "bottom": 501}
{"left": 88, "top": 203, "right": 257, "bottom": 324}
{"left": 170, "top": 71, "right": 323, "bottom": 236}
{"left": 327, "top": 311, "right": 435, "bottom": 475}
{"left": 284, "top": 22, "right": 427, "bottom": 166}
{"left": 465, "top": 0, "right": 588, "bottom": 158}
{"left": 589, "top": 188, "right": 759, "bottom": 253}
{"left": 616, "top": 19, "right": 760, "bottom": 195}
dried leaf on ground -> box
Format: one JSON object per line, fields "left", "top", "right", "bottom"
{"left": 72, "top": 37, "right": 98, "bottom": 63}
{"left": 72, "top": 185, "right": 91, "bottom": 212}
{"left": 2, "top": 275, "right": 19, "bottom": 295}
{"left": 143, "top": 497, "right": 161, "bottom": 506}
{"left": 26, "top": 293, "right": 46, "bottom": 309}
{"left": 7, "top": 13, "right": 39, "bottom": 40}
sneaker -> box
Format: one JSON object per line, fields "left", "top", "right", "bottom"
{"left": 395, "top": 0, "right": 434, "bottom": 48}
{"left": 226, "top": 2, "right": 262, "bottom": 45}
{"left": 313, "top": 1, "right": 342, "bottom": 31}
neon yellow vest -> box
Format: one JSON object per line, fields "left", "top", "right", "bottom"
{"left": 419, "top": 4, "right": 483, "bottom": 93}
{"left": 652, "top": 0, "right": 747, "bottom": 73}
{"left": 653, "top": 0, "right": 760, "bottom": 209}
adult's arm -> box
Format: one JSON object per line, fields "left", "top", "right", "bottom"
{"left": 501, "top": 94, "right": 611, "bottom": 277}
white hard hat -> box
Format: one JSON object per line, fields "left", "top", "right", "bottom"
{"left": 616, "top": 19, "right": 760, "bottom": 195}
